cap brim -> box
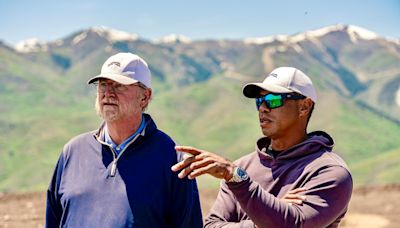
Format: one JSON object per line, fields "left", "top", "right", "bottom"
{"left": 242, "top": 83, "right": 292, "bottom": 98}
{"left": 87, "top": 73, "right": 139, "bottom": 85}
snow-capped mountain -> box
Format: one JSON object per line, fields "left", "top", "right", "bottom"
{"left": 245, "top": 24, "right": 380, "bottom": 45}
{"left": 71, "top": 26, "right": 139, "bottom": 45}
{"left": 13, "top": 26, "right": 140, "bottom": 53}
{"left": 153, "top": 34, "right": 191, "bottom": 44}
{"left": 12, "top": 24, "right": 389, "bottom": 52}
{"left": 291, "top": 24, "right": 379, "bottom": 43}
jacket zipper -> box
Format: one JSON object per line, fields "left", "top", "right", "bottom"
{"left": 110, "top": 159, "right": 117, "bottom": 177}
{"left": 109, "top": 132, "right": 143, "bottom": 177}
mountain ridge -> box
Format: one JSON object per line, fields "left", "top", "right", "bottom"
{"left": 0, "top": 24, "right": 399, "bottom": 191}
{"left": 7, "top": 24, "right": 399, "bottom": 53}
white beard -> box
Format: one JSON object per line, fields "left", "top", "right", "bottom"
{"left": 95, "top": 95, "right": 142, "bottom": 122}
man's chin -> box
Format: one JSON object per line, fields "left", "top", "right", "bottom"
{"left": 261, "top": 128, "right": 273, "bottom": 137}
{"left": 102, "top": 112, "right": 120, "bottom": 122}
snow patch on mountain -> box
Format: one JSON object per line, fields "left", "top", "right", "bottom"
{"left": 92, "top": 26, "right": 139, "bottom": 41}
{"left": 292, "top": 44, "right": 303, "bottom": 53}
{"left": 244, "top": 35, "right": 288, "bottom": 45}
{"left": 153, "top": 34, "right": 191, "bottom": 44}
{"left": 15, "top": 38, "right": 47, "bottom": 53}
{"left": 387, "top": 38, "right": 400, "bottom": 45}
{"left": 72, "top": 32, "right": 88, "bottom": 45}
{"left": 346, "top": 25, "right": 379, "bottom": 41}
{"left": 53, "top": 39, "right": 64, "bottom": 46}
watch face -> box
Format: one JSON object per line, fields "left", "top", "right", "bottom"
{"left": 237, "top": 168, "right": 248, "bottom": 179}
{"left": 238, "top": 169, "right": 247, "bottom": 179}
{"left": 228, "top": 167, "right": 249, "bottom": 183}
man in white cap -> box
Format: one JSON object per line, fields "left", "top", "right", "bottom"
{"left": 46, "top": 52, "right": 203, "bottom": 227}
{"left": 172, "top": 67, "right": 352, "bottom": 227}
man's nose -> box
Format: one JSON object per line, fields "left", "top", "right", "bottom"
{"left": 258, "top": 102, "right": 271, "bottom": 113}
{"left": 103, "top": 85, "right": 117, "bottom": 95}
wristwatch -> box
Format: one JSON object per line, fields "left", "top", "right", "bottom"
{"left": 228, "top": 167, "right": 249, "bottom": 183}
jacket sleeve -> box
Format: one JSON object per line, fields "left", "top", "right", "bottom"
{"left": 46, "top": 153, "right": 65, "bottom": 228}
{"left": 204, "top": 183, "right": 255, "bottom": 228}
{"left": 170, "top": 177, "right": 203, "bottom": 228}
{"left": 169, "top": 151, "right": 203, "bottom": 228}
{"left": 205, "top": 165, "right": 352, "bottom": 228}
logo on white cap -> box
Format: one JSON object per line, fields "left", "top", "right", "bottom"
{"left": 107, "top": 62, "right": 121, "bottom": 68}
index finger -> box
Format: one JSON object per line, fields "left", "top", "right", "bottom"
{"left": 175, "top": 146, "right": 203, "bottom": 156}
{"left": 288, "top": 187, "right": 307, "bottom": 194}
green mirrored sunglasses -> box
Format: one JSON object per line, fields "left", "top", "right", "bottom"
{"left": 255, "top": 93, "right": 306, "bottom": 110}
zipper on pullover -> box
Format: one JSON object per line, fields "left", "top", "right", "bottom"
{"left": 111, "top": 159, "right": 118, "bottom": 177}
{"left": 108, "top": 132, "right": 143, "bottom": 177}
{"left": 94, "top": 121, "right": 148, "bottom": 177}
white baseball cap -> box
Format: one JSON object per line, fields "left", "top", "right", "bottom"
{"left": 88, "top": 52, "right": 151, "bottom": 88}
{"left": 242, "top": 67, "right": 317, "bottom": 103}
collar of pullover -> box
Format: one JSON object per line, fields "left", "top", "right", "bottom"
{"left": 256, "top": 131, "right": 334, "bottom": 161}
{"left": 93, "top": 113, "right": 157, "bottom": 145}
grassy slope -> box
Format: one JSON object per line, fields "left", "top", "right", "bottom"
{"left": 351, "top": 147, "right": 400, "bottom": 186}
{"left": 1, "top": 71, "right": 399, "bottom": 191}
{"left": 0, "top": 96, "right": 99, "bottom": 191}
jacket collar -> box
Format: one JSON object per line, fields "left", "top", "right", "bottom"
{"left": 93, "top": 113, "right": 157, "bottom": 145}
{"left": 256, "top": 131, "right": 334, "bottom": 161}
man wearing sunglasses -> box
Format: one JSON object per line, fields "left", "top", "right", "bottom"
{"left": 46, "top": 52, "right": 203, "bottom": 227}
{"left": 172, "top": 67, "right": 352, "bottom": 227}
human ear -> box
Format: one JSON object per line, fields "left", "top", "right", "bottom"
{"left": 299, "top": 98, "right": 313, "bottom": 117}
{"left": 140, "top": 89, "right": 152, "bottom": 108}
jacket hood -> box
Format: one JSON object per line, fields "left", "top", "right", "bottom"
{"left": 256, "top": 131, "right": 334, "bottom": 161}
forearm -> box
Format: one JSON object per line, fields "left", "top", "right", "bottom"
{"left": 228, "top": 179, "right": 302, "bottom": 227}
{"left": 227, "top": 167, "right": 352, "bottom": 228}
{"left": 205, "top": 178, "right": 335, "bottom": 227}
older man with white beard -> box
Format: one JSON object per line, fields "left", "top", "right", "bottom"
{"left": 46, "top": 52, "right": 203, "bottom": 228}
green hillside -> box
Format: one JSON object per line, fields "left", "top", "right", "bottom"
{"left": 351, "top": 148, "right": 400, "bottom": 185}
{"left": 1, "top": 70, "right": 400, "bottom": 192}
{"left": 1, "top": 26, "right": 400, "bottom": 192}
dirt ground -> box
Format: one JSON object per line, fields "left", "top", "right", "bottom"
{"left": 1, "top": 184, "right": 399, "bottom": 228}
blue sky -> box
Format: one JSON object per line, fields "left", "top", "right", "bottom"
{"left": 0, "top": 0, "right": 399, "bottom": 45}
